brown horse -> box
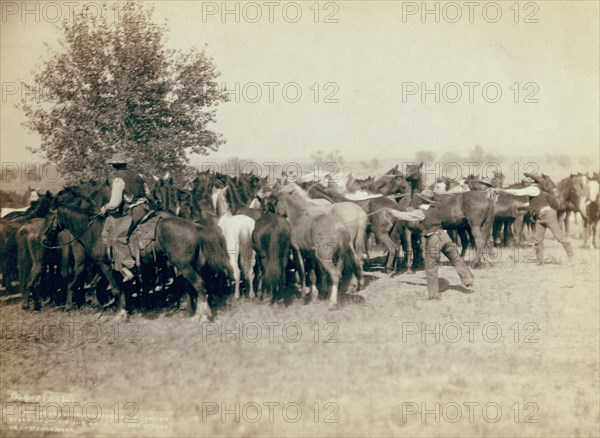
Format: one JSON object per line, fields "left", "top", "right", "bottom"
{"left": 45, "top": 187, "right": 232, "bottom": 321}
{"left": 557, "top": 173, "right": 591, "bottom": 238}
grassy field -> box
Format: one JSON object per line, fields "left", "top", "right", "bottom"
{"left": 1, "top": 237, "right": 599, "bottom": 437}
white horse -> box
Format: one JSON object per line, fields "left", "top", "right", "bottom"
{"left": 212, "top": 187, "right": 256, "bottom": 300}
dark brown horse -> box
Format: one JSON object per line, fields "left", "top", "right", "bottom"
{"left": 425, "top": 190, "right": 495, "bottom": 267}
{"left": 45, "top": 188, "right": 232, "bottom": 321}
{"left": 252, "top": 201, "right": 292, "bottom": 303}
{"left": 1, "top": 192, "right": 53, "bottom": 293}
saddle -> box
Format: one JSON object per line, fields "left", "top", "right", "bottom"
{"left": 128, "top": 213, "right": 164, "bottom": 267}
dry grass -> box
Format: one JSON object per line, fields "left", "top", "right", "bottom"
{"left": 1, "top": 237, "right": 599, "bottom": 437}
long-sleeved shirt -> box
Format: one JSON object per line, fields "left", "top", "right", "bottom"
{"left": 501, "top": 185, "right": 559, "bottom": 214}
{"left": 104, "top": 177, "right": 126, "bottom": 210}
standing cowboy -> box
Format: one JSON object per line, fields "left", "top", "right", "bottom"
{"left": 100, "top": 153, "right": 148, "bottom": 282}
{"left": 499, "top": 183, "right": 573, "bottom": 264}
{"left": 416, "top": 189, "right": 474, "bottom": 300}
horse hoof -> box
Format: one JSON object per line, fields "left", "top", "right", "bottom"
{"left": 198, "top": 314, "right": 210, "bottom": 324}
{"left": 114, "top": 310, "right": 127, "bottom": 322}
{"left": 328, "top": 302, "right": 339, "bottom": 311}
{"left": 22, "top": 303, "right": 30, "bottom": 311}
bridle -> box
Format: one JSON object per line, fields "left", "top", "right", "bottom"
{"left": 39, "top": 207, "right": 102, "bottom": 249}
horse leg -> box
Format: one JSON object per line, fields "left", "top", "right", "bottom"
{"left": 320, "top": 256, "right": 342, "bottom": 310}
{"left": 305, "top": 258, "right": 319, "bottom": 302}
{"left": 376, "top": 230, "right": 399, "bottom": 273}
{"left": 469, "top": 225, "right": 486, "bottom": 268}
{"left": 27, "top": 239, "right": 43, "bottom": 311}
{"left": 97, "top": 262, "right": 126, "bottom": 318}
{"left": 18, "top": 238, "right": 32, "bottom": 310}
{"left": 457, "top": 228, "right": 471, "bottom": 258}
{"left": 178, "top": 264, "right": 211, "bottom": 322}
{"left": 241, "top": 245, "right": 256, "bottom": 299}
{"left": 230, "top": 252, "right": 241, "bottom": 300}
{"left": 65, "top": 258, "right": 86, "bottom": 311}
{"left": 291, "top": 244, "right": 306, "bottom": 296}
{"left": 256, "top": 256, "right": 264, "bottom": 299}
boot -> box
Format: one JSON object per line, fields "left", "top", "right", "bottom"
{"left": 535, "top": 244, "right": 545, "bottom": 265}
{"left": 562, "top": 241, "right": 574, "bottom": 258}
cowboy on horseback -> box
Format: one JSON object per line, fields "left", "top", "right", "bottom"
{"left": 100, "top": 152, "right": 149, "bottom": 282}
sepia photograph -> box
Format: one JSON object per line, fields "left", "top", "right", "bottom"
{"left": 0, "top": 1, "right": 599, "bottom": 436}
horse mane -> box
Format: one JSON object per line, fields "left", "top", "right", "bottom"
{"left": 57, "top": 186, "right": 97, "bottom": 216}
{"left": 282, "top": 183, "right": 322, "bottom": 205}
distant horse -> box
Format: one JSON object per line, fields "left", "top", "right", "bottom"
{"left": 275, "top": 189, "right": 360, "bottom": 309}
{"left": 583, "top": 179, "right": 600, "bottom": 249}
{"left": 18, "top": 218, "right": 61, "bottom": 309}
{"left": 557, "top": 173, "right": 590, "bottom": 238}
{"left": 45, "top": 187, "right": 231, "bottom": 321}
{"left": 0, "top": 187, "right": 40, "bottom": 219}
{"left": 0, "top": 192, "right": 53, "bottom": 293}
{"left": 212, "top": 187, "right": 256, "bottom": 300}
{"left": 252, "top": 199, "right": 292, "bottom": 302}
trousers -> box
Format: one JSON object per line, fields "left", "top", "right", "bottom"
{"left": 424, "top": 230, "right": 474, "bottom": 299}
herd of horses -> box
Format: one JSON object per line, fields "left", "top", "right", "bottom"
{"left": 1, "top": 164, "right": 599, "bottom": 322}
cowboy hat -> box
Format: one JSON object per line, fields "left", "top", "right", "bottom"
{"left": 107, "top": 152, "right": 130, "bottom": 165}
{"left": 479, "top": 177, "right": 494, "bottom": 187}
{"left": 416, "top": 188, "right": 436, "bottom": 203}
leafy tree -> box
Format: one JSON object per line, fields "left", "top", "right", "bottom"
{"left": 20, "top": 1, "right": 227, "bottom": 180}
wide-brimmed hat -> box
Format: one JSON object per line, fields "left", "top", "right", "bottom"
{"left": 107, "top": 152, "right": 130, "bottom": 165}
{"left": 479, "top": 177, "right": 494, "bottom": 187}
{"left": 417, "top": 189, "right": 436, "bottom": 203}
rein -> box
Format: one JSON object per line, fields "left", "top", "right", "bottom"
{"left": 40, "top": 211, "right": 102, "bottom": 249}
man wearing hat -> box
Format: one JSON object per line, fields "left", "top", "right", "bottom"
{"left": 416, "top": 189, "right": 474, "bottom": 300}
{"left": 101, "top": 152, "right": 148, "bottom": 282}
{"left": 499, "top": 182, "right": 573, "bottom": 264}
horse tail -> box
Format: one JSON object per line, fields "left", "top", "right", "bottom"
{"left": 262, "top": 252, "right": 282, "bottom": 294}
{"left": 196, "top": 226, "right": 233, "bottom": 279}
{"left": 482, "top": 197, "right": 495, "bottom": 246}
{"left": 335, "top": 226, "right": 360, "bottom": 279}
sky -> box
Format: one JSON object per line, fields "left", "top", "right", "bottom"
{"left": 1, "top": 0, "right": 599, "bottom": 170}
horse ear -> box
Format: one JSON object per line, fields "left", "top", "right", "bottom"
{"left": 418, "top": 162, "right": 424, "bottom": 169}
{"left": 152, "top": 175, "right": 159, "bottom": 182}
